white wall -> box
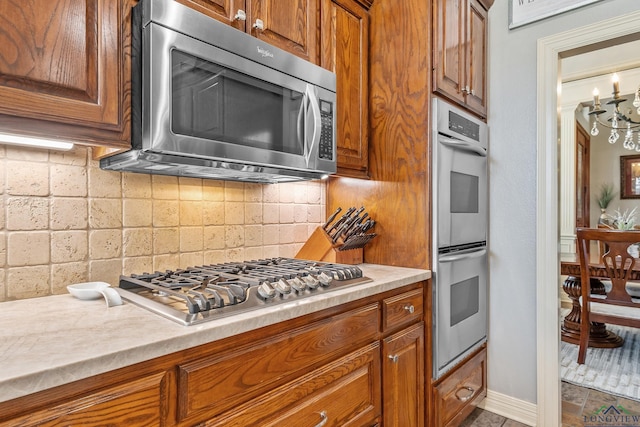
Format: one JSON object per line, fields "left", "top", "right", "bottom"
{"left": 487, "top": 0, "right": 640, "bottom": 404}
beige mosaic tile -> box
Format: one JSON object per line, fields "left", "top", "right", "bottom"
{"left": 279, "top": 225, "right": 295, "bottom": 244}
{"left": 203, "top": 226, "right": 225, "bottom": 250}
{"left": 263, "top": 204, "right": 279, "bottom": 224}
{"left": 224, "top": 182, "right": 244, "bottom": 201}
{"left": 0, "top": 232, "right": 6, "bottom": 267}
{"left": 152, "top": 175, "right": 179, "bottom": 199}
{"left": 244, "top": 225, "right": 263, "bottom": 247}
{"left": 244, "top": 203, "right": 262, "bottom": 224}
{"left": 50, "top": 164, "right": 87, "bottom": 197}
{"left": 153, "top": 227, "right": 179, "bottom": 254}
{"left": 179, "top": 201, "right": 203, "bottom": 226}
{"left": 153, "top": 253, "right": 181, "bottom": 272}
{"left": 6, "top": 160, "right": 49, "bottom": 196}
{"left": 7, "top": 265, "right": 49, "bottom": 299}
{"left": 49, "top": 146, "right": 87, "bottom": 166}
{"left": 88, "top": 259, "right": 122, "bottom": 286}
{"left": 122, "top": 173, "right": 152, "bottom": 198}
{"left": 279, "top": 183, "right": 296, "bottom": 203}
{"left": 262, "top": 184, "right": 279, "bottom": 203}
{"left": 203, "top": 250, "right": 225, "bottom": 265}
{"left": 6, "top": 197, "right": 48, "bottom": 230}
{"left": 123, "top": 228, "right": 153, "bottom": 257}
{"left": 244, "top": 246, "right": 264, "bottom": 260}
{"left": 180, "top": 226, "right": 204, "bottom": 252}
{"left": 123, "top": 256, "right": 153, "bottom": 275}
{"left": 244, "top": 183, "right": 262, "bottom": 202}
{"left": 153, "top": 200, "right": 179, "bottom": 227}
{"left": 89, "top": 229, "right": 122, "bottom": 259}
{"left": 88, "top": 167, "right": 121, "bottom": 198}
{"left": 279, "top": 204, "right": 294, "bottom": 223}
{"left": 5, "top": 146, "right": 48, "bottom": 161}
{"left": 308, "top": 204, "right": 322, "bottom": 223}
{"left": 179, "top": 177, "right": 203, "bottom": 201}
{"left": 123, "top": 199, "right": 152, "bottom": 227}
{"left": 89, "top": 199, "right": 123, "bottom": 228}
{"left": 7, "top": 232, "right": 50, "bottom": 266}
{"left": 294, "top": 205, "right": 308, "bottom": 223}
{"left": 51, "top": 231, "right": 88, "bottom": 263}
{"left": 51, "top": 262, "right": 89, "bottom": 294}
{"left": 203, "top": 202, "right": 225, "bottom": 226}
{"left": 225, "top": 225, "right": 244, "bottom": 248}
{"left": 224, "top": 202, "right": 245, "bottom": 225}
{"left": 263, "top": 225, "right": 279, "bottom": 245}
{"left": 202, "top": 180, "right": 224, "bottom": 201}
{"left": 180, "top": 252, "right": 204, "bottom": 269}
{"left": 51, "top": 198, "right": 88, "bottom": 230}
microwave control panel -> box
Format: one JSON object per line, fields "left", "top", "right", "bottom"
{"left": 318, "top": 100, "right": 334, "bottom": 160}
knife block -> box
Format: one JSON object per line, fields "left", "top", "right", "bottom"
{"left": 295, "top": 227, "right": 363, "bottom": 264}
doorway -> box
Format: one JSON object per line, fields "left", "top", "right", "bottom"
{"left": 537, "top": 11, "right": 640, "bottom": 426}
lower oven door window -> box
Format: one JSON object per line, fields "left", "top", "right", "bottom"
{"left": 434, "top": 247, "right": 487, "bottom": 378}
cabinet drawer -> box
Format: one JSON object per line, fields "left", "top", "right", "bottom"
{"left": 382, "top": 288, "right": 423, "bottom": 332}
{"left": 178, "top": 304, "right": 379, "bottom": 422}
{"left": 205, "top": 342, "right": 381, "bottom": 427}
{"left": 435, "top": 346, "right": 487, "bottom": 427}
{"left": 0, "top": 372, "right": 168, "bottom": 427}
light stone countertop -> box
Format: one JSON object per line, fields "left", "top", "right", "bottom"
{"left": 0, "top": 263, "right": 429, "bottom": 403}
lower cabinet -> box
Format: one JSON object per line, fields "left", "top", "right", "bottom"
{"left": 432, "top": 345, "right": 487, "bottom": 427}
{"left": 0, "top": 282, "right": 427, "bottom": 427}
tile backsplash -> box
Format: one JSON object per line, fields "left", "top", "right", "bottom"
{"left": 0, "top": 145, "right": 325, "bottom": 301}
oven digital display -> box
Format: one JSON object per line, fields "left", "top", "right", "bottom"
{"left": 448, "top": 111, "right": 480, "bottom": 141}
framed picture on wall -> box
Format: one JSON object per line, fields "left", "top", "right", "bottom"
{"left": 620, "top": 154, "right": 640, "bottom": 199}
{"left": 509, "top": 0, "right": 604, "bottom": 29}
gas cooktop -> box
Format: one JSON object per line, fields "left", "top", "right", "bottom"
{"left": 117, "top": 258, "right": 371, "bottom": 325}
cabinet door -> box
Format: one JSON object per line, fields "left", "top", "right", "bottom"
{"left": 321, "top": 0, "right": 370, "bottom": 178}
{"left": 175, "top": 0, "right": 247, "bottom": 31}
{"left": 464, "top": 0, "right": 487, "bottom": 117}
{"left": 250, "top": 0, "right": 319, "bottom": 64}
{"left": 433, "top": 0, "right": 466, "bottom": 106}
{"left": 0, "top": 0, "right": 130, "bottom": 149}
{"left": 382, "top": 322, "right": 425, "bottom": 427}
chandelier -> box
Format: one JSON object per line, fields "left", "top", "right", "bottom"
{"left": 589, "top": 73, "right": 640, "bottom": 151}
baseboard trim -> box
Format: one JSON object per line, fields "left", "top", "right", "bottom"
{"left": 478, "top": 389, "right": 537, "bottom": 426}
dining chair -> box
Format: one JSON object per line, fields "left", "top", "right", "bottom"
{"left": 575, "top": 227, "right": 640, "bottom": 364}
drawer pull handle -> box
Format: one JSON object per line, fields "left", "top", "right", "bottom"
{"left": 388, "top": 354, "right": 399, "bottom": 363}
{"left": 455, "top": 386, "right": 475, "bottom": 402}
{"left": 404, "top": 304, "right": 415, "bottom": 314}
{"left": 314, "top": 410, "right": 328, "bottom": 427}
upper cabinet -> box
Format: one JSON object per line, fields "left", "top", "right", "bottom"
{"left": 321, "top": 0, "right": 371, "bottom": 178}
{"left": 0, "top": 0, "right": 131, "bottom": 150}
{"left": 181, "top": 0, "right": 320, "bottom": 64}
{"left": 433, "top": 0, "right": 490, "bottom": 119}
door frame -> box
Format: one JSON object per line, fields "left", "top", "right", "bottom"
{"left": 575, "top": 122, "right": 590, "bottom": 228}
{"left": 536, "top": 11, "right": 640, "bottom": 425}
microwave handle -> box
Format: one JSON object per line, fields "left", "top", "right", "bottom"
{"left": 439, "top": 248, "right": 487, "bottom": 263}
{"left": 304, "top": 85, "right": 321, "bottom": 167}
{"left": 439, "top": 137, "right": 487, "bottom": 157}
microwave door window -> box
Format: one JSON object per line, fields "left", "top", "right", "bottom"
{"left": 171, "top": 50, "right": 304, "bottom": 155}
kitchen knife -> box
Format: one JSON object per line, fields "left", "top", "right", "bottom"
{"left": 332, "top": 207, "right": 365, "bottom": 243}
{"left": 327, "top": 207, "right": 356, "bottom": 234}
{"left": 322, "top": 207, "right": 342, "bottom": 230}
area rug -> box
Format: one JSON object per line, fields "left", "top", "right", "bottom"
{"left": 561, "top": 323, "right": 640, "bottom": 401}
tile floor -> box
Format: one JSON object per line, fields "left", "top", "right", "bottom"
{"left": 460, "top": 382, "right": 640, "bottom": 426}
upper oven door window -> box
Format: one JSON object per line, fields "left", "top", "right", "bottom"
{"left": 436, "top": 136, "right": 488, "bottom": 249}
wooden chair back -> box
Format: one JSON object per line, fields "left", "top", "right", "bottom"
{"left": 575, "top": 227, "right": 640, "bottom": 364}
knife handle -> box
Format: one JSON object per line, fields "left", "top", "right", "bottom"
{"left": 322, "top": 207, "right": 342, "bottom": 230}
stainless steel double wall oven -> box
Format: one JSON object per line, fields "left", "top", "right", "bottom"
{"left": 432, "top": 98, "right": 489, "bottom": 379}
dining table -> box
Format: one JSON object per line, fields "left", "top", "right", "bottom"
{"left": 560, "top": 255, "right": 629, "bottom": 348}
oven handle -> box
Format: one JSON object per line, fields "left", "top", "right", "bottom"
{"left": 439, "top": 248, "right": 487, "bottom": 263}
{"left": 304, "top": 84, "right": 321, "bottom": 167}
{"left": 439, "top": 137, "right": 487, "bottom": 157}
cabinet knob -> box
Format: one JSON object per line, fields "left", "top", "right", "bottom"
{"left": 253, "top": 19, "right": 265, "bottom": 31}
{"left": 455, "top": 386, "right": 475, "bottom": 402}
{"left": 234, "top": 9, "right": 246, "bottom": 21}
{"left": 404, "top": 304, "right": 415, "bottom": 314}
{"left": 388, "top": 354, "right": 399, "bottom": 363}
{"left": 314, "top": 410, "right": 328, "bottom": 427}
{"left": 462, "top": 85, "right": 470, "bottom": 95}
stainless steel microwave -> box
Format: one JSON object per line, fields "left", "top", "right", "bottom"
{"left": 100, "top": 0, "right": 337, "bottom": 183}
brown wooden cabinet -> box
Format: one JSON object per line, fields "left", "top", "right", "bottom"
{"left": 184, "top": 0, "right": 320, "bottom": 64}
{"left": 321, "top": 0, "right": 371, "bottom": 178}
{"left": 0, "top": 282, "right": 426, "bottom": 427}
{"left": 433, "top": 0, "right": 489, "bottom": 118}
{"left": 0, "top": 372, "right": 169, "bottom": 427}
{"left": 0, "top": 0, "right": 132, "bottom": 150}
{"left": 432, "top": 345, "right": 487, "bottom": 427}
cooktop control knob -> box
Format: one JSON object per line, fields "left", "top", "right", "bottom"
{"left": 274, "top": 278, "right": 292, "bottom": 295}
{"left": 317, "top": 272, "right": 332, "bottom": 287}
{"left": 303, "top": 275, "right": 320, "bottom": 289}
{"left": 257, "top": 282, "right": 276, "bottom": 299}
{"left": 289, "top": 277, "right": 307, "bottom": 292}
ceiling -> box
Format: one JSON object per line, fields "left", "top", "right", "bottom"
{"left": 562, "top": 39, "right": 640, "bottom": 83}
